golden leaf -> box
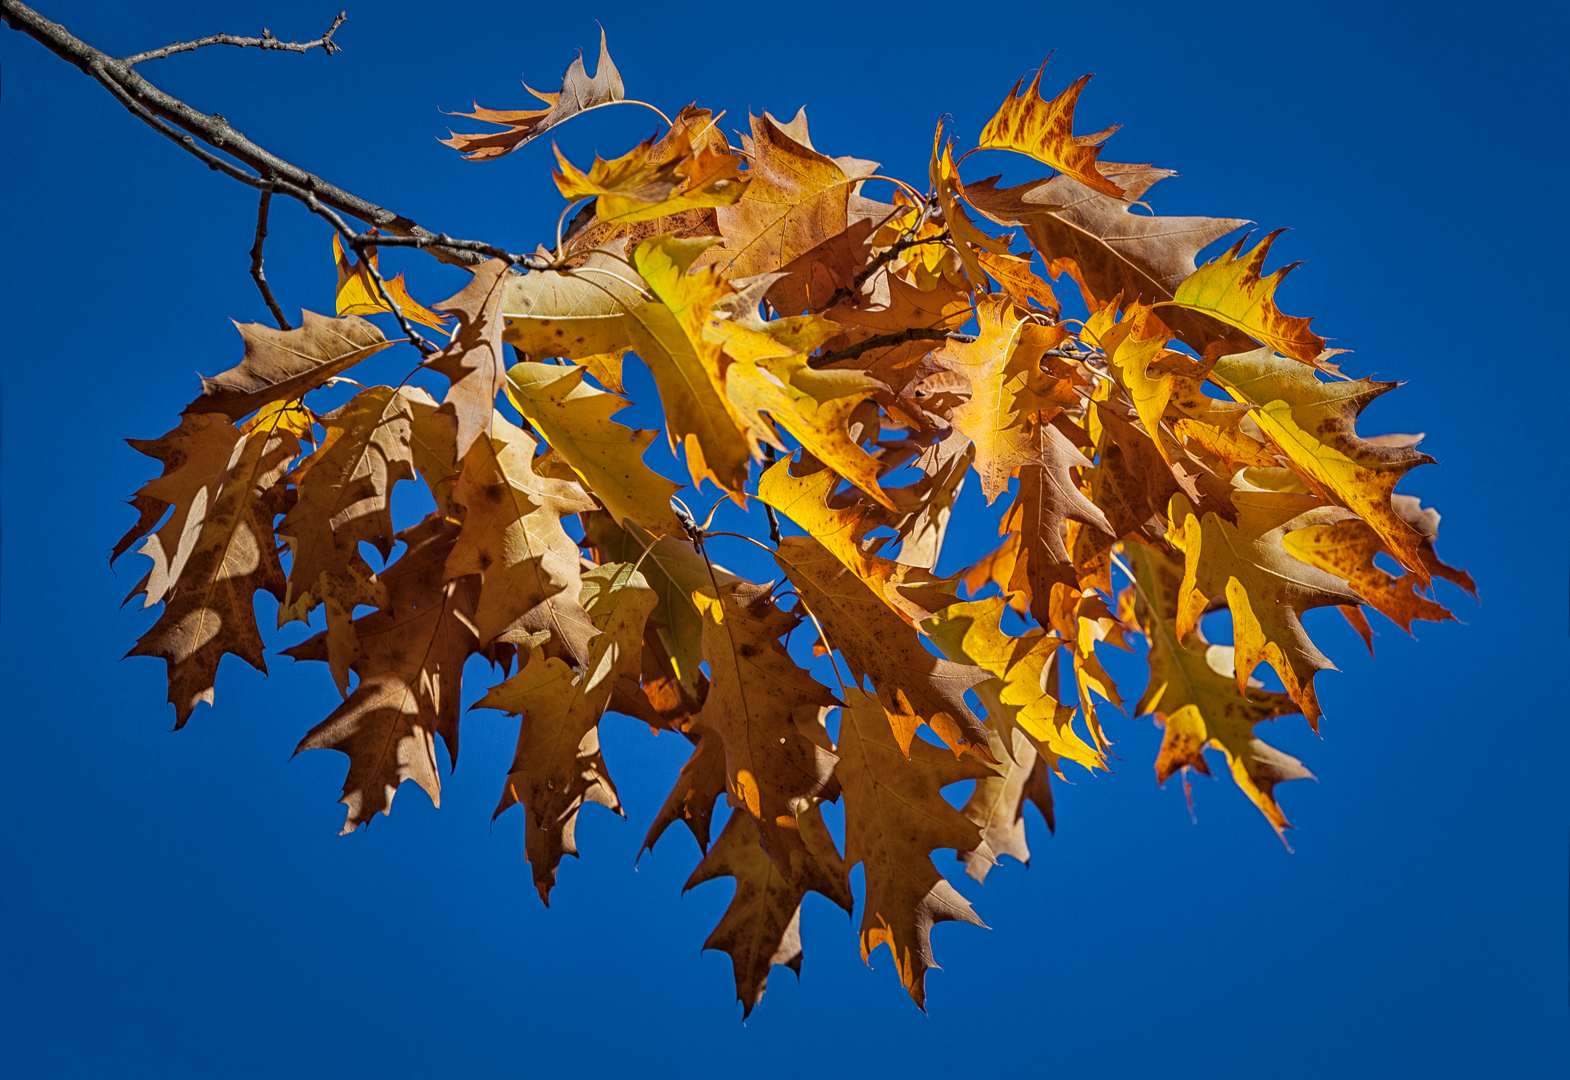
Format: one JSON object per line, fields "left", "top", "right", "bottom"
{"left": 977, "top": 68, "right": 1124, "bottom": 198}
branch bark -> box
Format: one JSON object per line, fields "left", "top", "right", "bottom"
{"left": 0, "top": 0, "right": 538, "bottom": 271}
{"left": 123, "top": 11, "right": 346, "bottom": 65}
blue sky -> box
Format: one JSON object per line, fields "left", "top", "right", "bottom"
{"left": 2, "top": 0, "right": 1566, "bottom": 1076}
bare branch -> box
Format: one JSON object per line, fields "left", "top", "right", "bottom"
{"left": 122, "top": 11, "right": 346, "bottom": 65}
{"left": 0, "top": 0, "right": 531, "bottom": 271}
{"left": 300, "top": 194, "right": 434, "bottom": 355}
{"left": 248, "top": 182, "right": 291, "bottom": 330}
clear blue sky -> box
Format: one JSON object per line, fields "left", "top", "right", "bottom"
{"left": 2, "top": 1, "right": 1566, "bottom": 1076}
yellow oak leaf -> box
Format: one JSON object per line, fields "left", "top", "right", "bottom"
{"left": 1127, "top": 544, "right": 1310, "bottom": 836}
{"left": 977, "top": 68, "right": 1124, "bottom": 198}
{"left": 555, "top": 129, "right": 748, "bottom": 224}
{"left": 925, "top": 596, "right": 1102, "bottom": 773}
{"left": 930, "top": 121, "right": 1011, "bottom": 292}
{"left": 474, "top": 562, "right": 657, "bottom": 903}
{"left": 1163, "top": 231, "right": 1326, "bottom": 363}
{"left": 1210, "top": 347, "right": 1435, "bottom": 578}
{"left": 332, "top": 232, "right": 452, "bottom": 332}
{"left": 975, "top": 249, "right": 1059, "bottom": 315}
{"left": 625, "top": 235, "right": 754, "bottom": 496}
{"left": 836, "top": 686, "right": 993, "bottom": 1010}
{"left": 505, "top": 360, "right": 684, "bottom": 537}
{"left": 1170, "top": 486, "right": 1361, "bottom": 727}
{"left": 930, "top": 295, "right": 1070, "bottom": 501}
{"left": 501, "top": 248, "right": 644, "bottom": 361}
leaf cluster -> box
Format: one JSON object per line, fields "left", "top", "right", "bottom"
{"left": 116, "top": 42, "right": 1473, "bottom": 1014}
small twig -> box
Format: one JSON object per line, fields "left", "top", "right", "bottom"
{"left": 761, "top": 444, "right": 783, "bottom": 546}
{"left": 815, "top": 229, "right": 951, "bottom": 314}
{"left": 303, "top": 194, "right": 433, "bottom": 354}
{"left": 122, "top": 11, "right": 347, "bottom": 65}
{"left": 809, "top": 327, "right": 976, "bottom": 369}
{"left": 248, "top": 180, "right": 290, "bottom": 330}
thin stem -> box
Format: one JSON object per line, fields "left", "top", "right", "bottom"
{"left": 122, "top": 11, "right": 346, "bottom": 65}
{"left": 248, "top": 181, "right": 290, "bottom": 330}
{"left": 304, "top": 194, "right": 432, "bottom": 354}
{"left": 810, "top": 326, "right": 977, "bottom": 369}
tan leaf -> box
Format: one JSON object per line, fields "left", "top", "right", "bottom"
{"left": 836, "top": 686, "right": 993, "bottom": 1010}
{"left": 183, "top": 312, "right": 391, "bottom": 421}
{"left": 424, "top": 258, "right": 513, "bottom": 460}
{"left": 474, "top": 562, "right": 657, "bottom": 902}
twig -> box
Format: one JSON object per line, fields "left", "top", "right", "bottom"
{"left": 248, "top": 181, "right": 290, "bottom": 330}
{"left": 761, "top": 444, "right": 783, "bottom": 546}
{"left": 814, "top": 229, "right": 951, "bottom": 314}
{"left": 0, "top": 1, "right": 526, "bottom": 270}
{"left": 122, "top": 11, "right": 346, "bottom": 65}
{"left": 302, "top": 194, "right": 433, "bottom": 354}
{"left": 809, "top": 327, "right": 977, "bottom": 369}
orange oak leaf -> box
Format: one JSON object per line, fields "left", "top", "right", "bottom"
{"left": 441, "top": 30, "right": 624, "bottom": 161}
{"left": 930, "top": 295, "right": 1070, "bottom": 501}
{"left": 715, "top": 111, "right": 873, "bottom": 279}
{"left": 1281, "top": 517, "right": 1456, "bottom": 634}
{"left": 836, "top": 686, "right": 994, "bottom": 1010}
{"left": 977, "top": 68, "right": 1124, "bottom": 198}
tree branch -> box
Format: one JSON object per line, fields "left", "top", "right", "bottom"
{"left": 0, "top": 1, "right": 540, "bottom": 271}
{"left": 814, "top": 227, "right": 949, "bottom": 314}
{"left": 248, "top": 182, "right": 291, "bottom": 330}
{"left": 122, "top": 11, "right": 346, "bottom": 65}
{"left": 810, "top": 328, "right": 976, "bottom": 369}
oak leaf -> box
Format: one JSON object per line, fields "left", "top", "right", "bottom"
{"left": 1164, "top": 231, "right": 1326, "bottom": 363}
{"left": 642, "top": 728, "right": 728, "bottom": 856}
{"left": 774, "top": 533, "right": 994, "bottom": 760}
{"left": 715, "top": 111, "right": 872, "bottom": 279}
{"left": 286, "top": 515, "right": 481, "bottom": 831}
{"left": 332, "top": 233, "right": 452, "bottom": 332}
{"left": 685, "top": 803, "right": 852, "bottom": 1016}
{"left": 475, "top": 562, "right": 657, "bottom": 902}
{"left": 1170, "top": 486, "right": 1361, "bottom": 727}
{"left": 1281, "top": 516, "right": 1456, "bottom": 634}
{"left": 505, "top": 360, "right": 684, "bottom": 536}
{"left": 444, "top": 414, "right": 597, "bottom": 661}
{"left": 183, "top": 312, "right": 392, "bottom": 421}
{"left": 424, "top": 258, "right": 514, "bottom": 460}
{"left": 1210, "top": 348, "right": 1434, "bottom": 577}
{"left": 957, "top": 727, "right": 1054, "bottom": 882}
{"left": 977, "top": 68, "right": 1124, "bottom": 198}
{"left": 127, "top": 416, "right": 296, "bottom": 723}
{"left": 1127, "top": 544, "right": 1310, "bottom": 835}
{"left": 836, "top": 687, "right": 993, "bottom": 1009}
{"left": 441, "top": 30, "right": 624, "bottom": 161}
{"left": 692, "top": 581, "right": 840, "bottom": 861}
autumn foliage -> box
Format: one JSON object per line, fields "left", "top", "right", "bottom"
{"left": 115, "top": 36, "right": 1473, "bottom": 1014}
